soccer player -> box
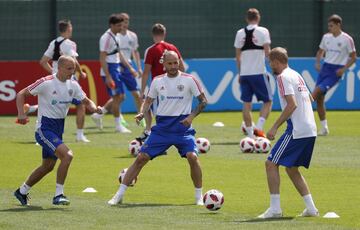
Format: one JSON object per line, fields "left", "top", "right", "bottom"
{"left": 96, "top": 13, "right": 138, "bottom": 133}
{"left": 91, "top": 13, "right": 144, "bottom": 129}
{"left": 136, "top": 23, "right": 185, "bottom": 143}
{"left": 258, "top": 47, "right": 319, "bottom": 218}
{"left": 40, "top": 19, "right": 90, "bottom": 142}
{"left": 234, "top": 8, "right": 272, "bottom": 138}
{"left": 14, "top": 56, "right": 102, "bottom": 206}
{"left": 108, "top": 51, "right": 207, "bottom": 206}
{"left": 312, "top": 14, "right": 357, "bottom": 135}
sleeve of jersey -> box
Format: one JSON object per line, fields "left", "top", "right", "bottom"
{"left": 62, "top": 41, "right": 78, "bottom": 57}
{"left": 264, "top": 28, "right": 271, "bottom": 44}
{"left": 27, "top": 77, "right": 47, "bottom": 96}
{"left": 234, "top": 30, "right": 244, "bottom": 49}
{"left": 278, "top": 75, "right": 294, "bottom": 97}
{"left": 346, "top": 36, "right": 356, "bottom": 53}
{"left": 132, "top": 33, "right": 139, "bottom": 50}
{"left": 43, "top": 41, "right": 54, "bottom": 58}
{"left": 190, "top": 76, "right": 203, "bottom": 97}
{"left": 144, "top": 48, "right": 153, "bottom": 65}
{"left": 73, "top": 81, "right": 86, "bottom": 101}
{"left": 319, "top": 35, "right": 326, "bottom": 50}
{"left": 99, "top": 36, "right": 109, "bottom": 52}
{"left": 147, "top": 80, "right": 158, "bottom": 99}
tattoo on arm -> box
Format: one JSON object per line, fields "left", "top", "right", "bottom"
{"left": 191, "top": 93, "right": 207, "bottom": 117}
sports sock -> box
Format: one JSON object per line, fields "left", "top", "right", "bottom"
{"left": 117, "top": 184, "right": 128, "bottom": 198}
{"left": 270, "top": 194, "right": 281, "bottom": 212}
{"left": 256, "top": 117, "right": 266, "bottom": 130}
{"left": 303, "top": 194, "right": 317, "bottom": 211}
{"left": 76, "top": 129, "right": 84, "bottom": 137}
{"left": 245, "top": 126, "right": 255, "bottom": 138}
{"left": 101, "top": 107, "right": 108, "bottom": 114}
{"left": 28, "top": 105, "right": 38, "bottom": 113}
{"left": 19, "top": 183, "right": 31, "bottom": 195}
{"left": 195, "top": 187, "right": 203, "bottom": 201}
{"left": 115, "top": 117, "right": 121, "bottom": 129}
{"left": 320, "top": 119, "right": 328, "bottom": 129}
{"left": 55, "top": 183, "right": 64, "bottom": 197}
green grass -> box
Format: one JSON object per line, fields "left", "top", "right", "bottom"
{"left": 0, "top": 111, "right": 359, "bottom": 229}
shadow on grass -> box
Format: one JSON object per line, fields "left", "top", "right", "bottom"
{"left": 235, "top": 217, "right": 294, "bottom": 223}
{"left": 112, "top": 203, "right": 194, "bottom": 209}
{"left": 12, "top": 141, "right": 37, "bottom": 145}
{"left": 113, "top": 155, "right": 136, "bottom": 159}
{"left": 0, "top": 205, "right": 71, "bottom": 212}
{"left": 211, "top": 142, "right": 239, "bottom": 146}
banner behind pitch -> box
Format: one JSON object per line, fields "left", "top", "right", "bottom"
{"left": 1, "top": 58, "right": 359, "bottom": 115}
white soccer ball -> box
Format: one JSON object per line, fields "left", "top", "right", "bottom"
{"left": 203, "top": 189, "right": 224, "bottom": 211}
{"left": 128, "top": 139, "right": 141, "bottom": 157}
{"left": 254, "top": 137, "right": 272, "bottom": 153}
{"left": 240, "top": 137, "right": 255, "bottom": 153}
{"left": 118, "top": 168, "right": 137, "bottom": 187}
{"left": 196, "top": 137, "right": 211, "bottom": 154}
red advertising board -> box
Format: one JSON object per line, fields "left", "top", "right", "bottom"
{"left": 0, "top": 61, "right": 108, "bottom": 115}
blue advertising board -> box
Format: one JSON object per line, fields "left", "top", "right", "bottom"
{"left": 121, "top": 58, "right": 360, "bottom": 112}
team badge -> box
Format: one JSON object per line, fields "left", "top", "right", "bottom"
{"left": 68, "top": 89, "right": 73, "bottom": 96}
{"left": 160, "top": 95, "right": 165, "bottom": 101}
{"left": 51, "top": 99, "right": 57, "bottom": 105}
{"left": 177, "top": 84, "right": 184, "bottom": 91}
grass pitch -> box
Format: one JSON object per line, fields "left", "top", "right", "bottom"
{"left": 0, "top": 111, "right": 359, "bottom": 229}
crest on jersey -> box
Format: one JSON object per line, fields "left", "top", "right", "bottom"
{"left": 177, "top": 84, "right": 184, "bottom": 91}
{"left": 68, "top": 89, "right": 73, "bottom": 96}
{"left": 51, "top": 99, "right": 57, "bottom": 105}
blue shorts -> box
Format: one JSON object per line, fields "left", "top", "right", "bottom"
{"left": 139, "top": 132, "right": 198, "bottom": 159}
{"left": 316, "top": 62, "right": 344, "bottom": 94}
{"left": 102, "top": 63, "right": 124, "bottom": 96}
{"left": 120, "top": 63, "right": 139, "bottom": 92}
{"left": 268, "top": 133, "right": 316, "bottom": 168}
{"left": 35, "top": 129, "right": 63, "bottom": 160}
{"left": 240, "top": 74, "right": 272, "bottom": 102}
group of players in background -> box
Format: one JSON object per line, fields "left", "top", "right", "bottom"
{"left": 14, "top": 8, "right": 356, "bottom": 219}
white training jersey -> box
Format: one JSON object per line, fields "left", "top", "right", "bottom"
{"left": 234, "top": 24, "right": 271, "bottom": 76}
{"left": 118, "top": 30, "right": 139, "bottom": 62}
{"left": 27, "top": 74, "right": 85, "bottom": 130}
{"left": 43, "top": 36, "right": 78, "bottom": 74}
{"left": 99, "top": 29, "right": 120, "bottom": 75}
{"left": 276, "top": 67, "right": 317, "bottom": 139}
{"left": 319, "top": 32, "right": 356, "bottom": 65}
{"left": 148, "top": 72, "right": 202, "bottom": 116}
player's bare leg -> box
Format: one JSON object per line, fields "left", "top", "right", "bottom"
{"left": 286, "top": 167, "right": 319, "bottom": 216}
{"left": 312, "top": 87, "right": 329, "bottom": 135}
{"left": 76, "top": 104, "right": 90, "bottom": 142}
{"left": 242, "top": 102, "right": 255, "bottom": 138}
{"left": 25, "top": 159, "right": 57, "bottom": 187}
{"left": 53, "top": 144, "right": 73, "bottom": 205}
{"left": 108, "top": 153, "right": 150, "bottom": 205}
{"left": 257, "top": 160, "right": 282, "bottom": 218}
{"left": 112, "top": 94, "right": 131, "bottom": 133}
{"left": 186, "top": 152, "right": 203, "bottom": 205}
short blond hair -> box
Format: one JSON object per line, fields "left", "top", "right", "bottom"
{"left": 269, "top": 47, "right": 288, "bottom": 64}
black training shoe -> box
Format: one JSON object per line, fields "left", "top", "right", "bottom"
{"left": 53, "top": 194, "right": 70, "bottom": 205}
{"left": 14, "top": 188, "right": 30, "bottom": 205}
{"left": 135, "top": 131, "right": 150, "bottom": 144}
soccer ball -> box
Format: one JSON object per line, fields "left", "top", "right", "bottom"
{"left": 128, "top": 139, "right": 141, "bottom": 157}
{"left": 118, "top": 168, "right": 137, "bottom": 186}
{"left": 203, "top": 189, "right": 224, "bottom": 211}
{"left": 254, "top": 137, "right": 272, "bottom": 153}
{"left": 196, "top": 137, "right": 211, "bottom": 153}
{"left": 240, "top": 137, "right": 255, "bottom": 153}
